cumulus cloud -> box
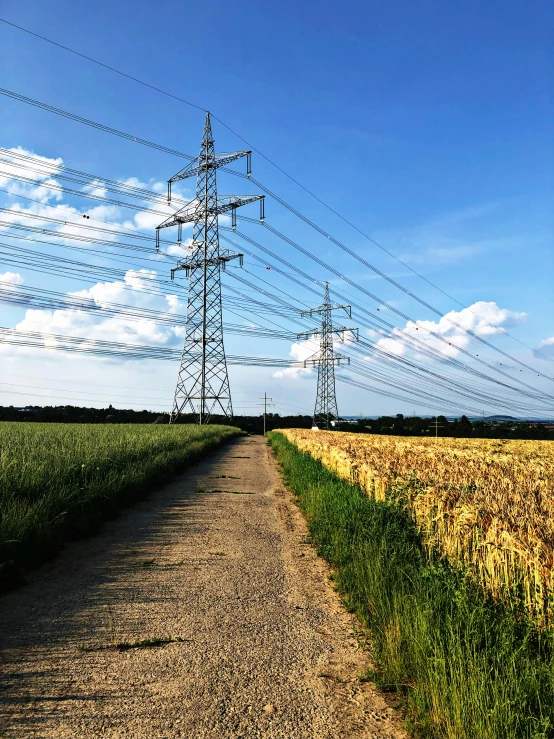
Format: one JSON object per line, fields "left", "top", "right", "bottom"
{"left": 0, "top": 143, "right": 197, "bottom": 374}
{"left": 0, "top": 147, "right": 64, "bottom": 204}
{"left": 3, "top": 269, "right": 185, "bottom": 363}
{"left": 366, "top": 328, "right": 383, "bottom": 338}
{"left": 0, "top": 271, "right": 23, "bottom": 285}
{"left": 131, "top": 204, "right": 194, "bottom": 233}
{"left": 272, "top": 326, "right": 359, "bottom": 380}
{"left": 68, "top": 269, "right": 160, "bottom": 307}
{"left": 121, "top": 176, "right": 166, "bottom": 193}
{"left": 4, "top": 178, "right": 63, "bottom": 204}
{"left": 165, "top": 237, "right": 193, "bottom": 257}
{"left": 272, "top": 339, "right": 315, "bottom": 379}
{"left": 0, "top": 147, "right": 63, "bottom": 183}
{"left": 165, "top": 294, "right": 185, "bottom": 313}
{"left": 272, "top": 366, "right": 312, "bottom": 380}
{"left": 368, "top": 301, "right": 527, "bottom": 360}
{"left": 82, "top": 180, "right": 108, "bottom": 198}
{"left": 0, "top": 145, "right": 178, "bottom": 237}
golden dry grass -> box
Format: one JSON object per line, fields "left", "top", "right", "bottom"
{"left": 279, "top": 429, "right": 554, "bottom": 627}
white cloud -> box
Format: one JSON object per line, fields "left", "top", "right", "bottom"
{"left": 150, "top": 180, "right": 166, "bottom": 194}
{"left": 130, "top": 209, "right": 163, "bottom": 231}
{"left": 0, "top": 271, "right": 23, "bottom": 285}
{"left": 121, "top": 176, "right": 147, "bottom": 190}
{"left": 123, "top": 269, "right": 160, "bottom": 292}
{"left": 273, "top": 339, "right": 313, "bottom": 379}
{"left": 2, "top": 269, "right": 185, "bottom": 364}
{"left": 273, "top": 366, "right": 312, "bottom": 379}
{"left": 365, "top": 328, "right": 382, "bottom": 338}
{"left": 132, "top": 205, "right": 193, "bottom": 233}
{"left": 0, "top": 146, "right": 177, "bottom": 238}
{"left": 0, "top": 144, "right": 194, "bottom": 382}
{"left": 121, "top": 176, "right": 167, "bottom": 194}
{"left": 418, "top": 301, "right": 526, "bottom": 337}
{"left": 165, "top": 294, "right": 185, "bottom": 313}
{"left": 273, "top": 330, "right": 357, "bottom": 380}
{"left": 0, "top": 147, "right": 63, "bottom": 184}
{"left": 0, "top": 201, "right": 78, "bottom": 230}
{"left": 82, "top": 180, "right": 108, "bottom": 198}
{"left": 369, "top": 301, "right": 527, "bottom": 360}
{"left": 0, "top": 148, "right": 65, "bottom": 205}
{"left": 166, "top": 237, "right": 193, "bottom": 257}
{"left": 4, "top": 178, "right": 63, "bottom": 204}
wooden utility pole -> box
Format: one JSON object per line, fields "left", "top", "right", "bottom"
{"left": 432, "top": 417, "right": 444, "bottom": 438}
{"left": 257, "top": 393, "right": 274, "bottom": 435}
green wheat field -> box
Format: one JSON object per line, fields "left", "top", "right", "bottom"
{"left": 0, "top": 422, "right": 240, "bottom": 588}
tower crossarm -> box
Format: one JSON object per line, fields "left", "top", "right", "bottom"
{"left": 302, "top": 351, "right": 350, "bottom": 368}
{"left": 171, "top": 249, "right": 243, "bottom": 280}
{"left": 157, "top": 195, "right": 264, "bottom": 232}
{"left": 168, "top": 151, "right": 251, "bottom": 184}
{"left": 300, "top": 303, "right": 352, "bottom": 318}
{"left": 297, "top": 326, "right": 359, "bottom": 341}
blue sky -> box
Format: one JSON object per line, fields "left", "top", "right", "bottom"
{"left": 0, "top": 0, "right": 553, "bottom": 417}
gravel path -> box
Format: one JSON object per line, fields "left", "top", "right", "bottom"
{"left": 0, "top": 436, "right": 408, "bottom": 739}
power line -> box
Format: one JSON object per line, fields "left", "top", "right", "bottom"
{"left": 233, "top": 222, "right": 554, "bottom": 390}
{"left": 219, "top": 267, "right": 552, "bottom": 413}
{"left": 221, "top": 234, "right": 554, "bottom": 406}
{"left": 5, "top": 145, "right": 546, "bottom": 377}
{"left": 1, "top": 84, "right": 549, "bottom": 368}
{"left": 4, "top": 228, "right": 540, "bottom": 416}
{"left": 0, "top": 148, "right": 186, "bottom": 207}
{"left": 219, "top": 271, "right": 549, "bottom": 415}
{"left": 0, "top": 19, "right": 548, "bottom": 366}
{"left": 5, "top": 235, "right": 531, "bottom": 416}
{"left": 1, "top": 95, "right": 548, "bottom": 414}
{"left": 0, "top": 326, "right": 299, "bottom": 366}
{"left": 0, "top": 87, "right": 197, "bottom": 162}
{"left": 0, "top": 18, "right": 207, "bottom": 113}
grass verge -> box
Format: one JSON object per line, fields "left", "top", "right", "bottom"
{"left": 0, "top": 422, "right": 242, "bottom": 589}
{"left": 268, "top": 431, "right": 554, "bottom": 739}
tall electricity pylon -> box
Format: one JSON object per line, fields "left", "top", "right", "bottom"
{"left": 298, "top": 282, "right": 358, "bottom": 429}
{"left": 156, "top": 112, "right": 264, "bottom": 424}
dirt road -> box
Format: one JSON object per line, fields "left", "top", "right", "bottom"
{"left": 0, "top": 436, "right": 407, "bottom": 738}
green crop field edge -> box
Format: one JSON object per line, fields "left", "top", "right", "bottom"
{"left": 268, "top": 431, "right": 554, "bottom": 739}
{"left": 0, "top": 423, "right": 242, "bottom": 590}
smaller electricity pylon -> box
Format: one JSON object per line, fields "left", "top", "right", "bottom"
{"left": 298, "top": 282, "right": 358, "bottom": 430}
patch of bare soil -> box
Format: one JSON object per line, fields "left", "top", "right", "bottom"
{"left": 0, "top": 436, "right": 408, "bottom": 738}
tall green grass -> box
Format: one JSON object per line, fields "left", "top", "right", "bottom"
{"left": 269, "top": 432, "right": 554, "bottom": 739}
{"left": 0, "top": 422, "right": 241, "bottom": 588}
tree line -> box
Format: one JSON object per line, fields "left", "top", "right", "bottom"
{"left": 1, "top": 405, "right": 552, "bottom": 440}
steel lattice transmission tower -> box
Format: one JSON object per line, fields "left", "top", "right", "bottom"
{"left": 156, "top": 112, "right": 264, "bottom": 424}
{"left": 298, "top": 282, "right": 358, "bottom": 429}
